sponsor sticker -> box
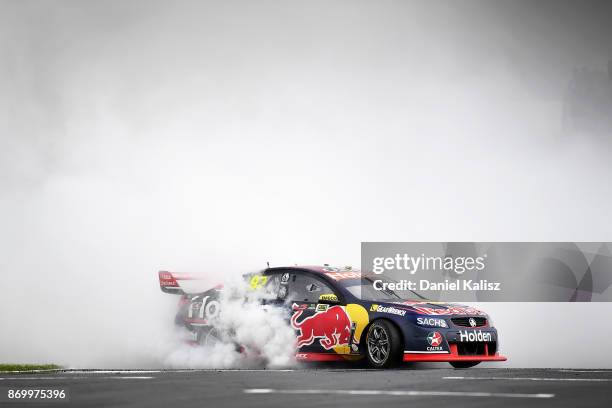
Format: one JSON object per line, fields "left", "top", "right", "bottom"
{"left": 426, "top": 331, "right": 444, "bottom": 351}
{"left": 188, "top": 295, "right": 220, "bottom": 320}
{"left": 324, "top": 271, "right": 361, "bottom": 281}
{"left": 291, "top": 303, "right": 351, "bottom": 350}
{"left": 416, "top": 317, "right": 448, "bottom": 328}
{"left": 370, "top": 304, "right": 407, "bottom": 316}
{"left": 316, "top": 304, "right": 329, "bottom": 312}
{"left": 318, "top": 293, "right": 339, "bottom": 302}
{"left": 458, "top": 330, "right": 492, "bottom": 342}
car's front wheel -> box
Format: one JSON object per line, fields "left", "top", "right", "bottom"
{"left": 449, "top": 361, "right": 480, "bottom": 369}
{"left": 365, "top": 320, "right": 402, "bottom": 368}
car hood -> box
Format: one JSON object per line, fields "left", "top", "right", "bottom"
{"left": 380, "top": 300, "right": 488, "bottom": 316}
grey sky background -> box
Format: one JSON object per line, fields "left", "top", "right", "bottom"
{"left": 1, "top": 0, "right": 612, "bottom": 367}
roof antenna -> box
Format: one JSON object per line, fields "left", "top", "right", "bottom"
{"left": 266, "top": 261, "right": 270, "bottom": 268}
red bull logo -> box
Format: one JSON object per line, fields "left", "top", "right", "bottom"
{"left": 291, "top": 303, "right": 351, "bottom": 349}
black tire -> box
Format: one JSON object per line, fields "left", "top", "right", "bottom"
{"left": 196, "top": 326, "right": 223, "bottom": 347}
{"left": 196, "top": 326, "right": 244, "bottom": 353}
{"left": 450, "top": 361, "right": 480, "bottom": 369}
{"left": 365, "top": 320, "right": 403, "bottom": 368}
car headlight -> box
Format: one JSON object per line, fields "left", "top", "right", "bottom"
{"left": 415, "top": 316, "right": 448, "bottom": 329}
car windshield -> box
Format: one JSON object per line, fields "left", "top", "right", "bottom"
{"left": 344, "top": 276, "right": 427, "bottom": 301}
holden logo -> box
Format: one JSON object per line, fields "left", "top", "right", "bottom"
{"left": 427, "top": 331, "right": 442, "bottom": 347}
{"left": 468, "top": 318, "right": 477, "bottom": 327}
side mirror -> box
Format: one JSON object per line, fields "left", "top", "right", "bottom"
{"left": 318, "top": 293, "right": 340, "bottom": 305}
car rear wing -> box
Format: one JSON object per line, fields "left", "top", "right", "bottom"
{"left": 158, "top": 270, "right": 200, "bottom": 295}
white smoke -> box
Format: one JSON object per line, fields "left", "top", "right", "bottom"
{"left": 160, "top": 277, "right": 297, "bottom": 369}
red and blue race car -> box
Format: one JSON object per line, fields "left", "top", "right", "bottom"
{"left": 159, "top": 265, "right": 507, "bottom": 368}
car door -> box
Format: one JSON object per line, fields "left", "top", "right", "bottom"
{"left": 282, "top": 271, "right": 354, "bottom": 355}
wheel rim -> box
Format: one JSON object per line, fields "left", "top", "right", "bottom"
{"left": 367, "top": 325, "right": 390, "bottom": 365}
{"left": 200, "top": 328, "right": 222, "bottom": 347}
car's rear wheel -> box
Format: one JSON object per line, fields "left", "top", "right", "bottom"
{"left": 196, "top": 326, "right": 223, "bottom": 347}
{"left": 365, "top": 320, "right": 402, "bottom": 368}
{"left": 449, "top": 361, "right": 480, "bottom": 369}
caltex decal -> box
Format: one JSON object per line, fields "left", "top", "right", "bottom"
{"left": 426, "top": 331, "right": 444, "bottom": 351}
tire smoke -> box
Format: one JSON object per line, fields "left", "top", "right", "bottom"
{"left": 161, "top": 278, "right": 297, "bottom": 369}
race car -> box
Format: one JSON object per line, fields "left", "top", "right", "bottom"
{"left": 159, "top": 265, "right": 507, "bottom": 368}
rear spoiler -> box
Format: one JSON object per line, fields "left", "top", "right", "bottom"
{"left": 158, "top": 271, "right": 199, "bottom": 295}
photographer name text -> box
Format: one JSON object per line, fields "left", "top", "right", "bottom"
{"left": 373, "top": 279, "right": 501, "bottom": 292}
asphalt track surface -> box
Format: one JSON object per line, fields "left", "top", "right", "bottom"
{"left": 1, "top": 367, "right": 611, "bottom": 407}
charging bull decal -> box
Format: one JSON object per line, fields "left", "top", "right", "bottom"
{"left": 291, "top": 303, "right": 351, "bottom": 349}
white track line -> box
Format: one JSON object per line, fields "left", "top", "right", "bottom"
{"left": 0, "top": 376, "right": 154, "bottom": 380}
{"left": 4, "top": 369, "right": 295, "bottom": 374}
{"left": 244, "top": 389, "right": 554, "bottom": 399}
{"left": 193, "top": 369, "right": 295, "bottom": 372}
{"left": 73, "top": 369, "right": 293, "bottom": 373}
{"left": 63, "top": 370, "right": 162, "bottom": 374}
{"left": 444, "top": 376, "right": 612, "bottom": 382}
